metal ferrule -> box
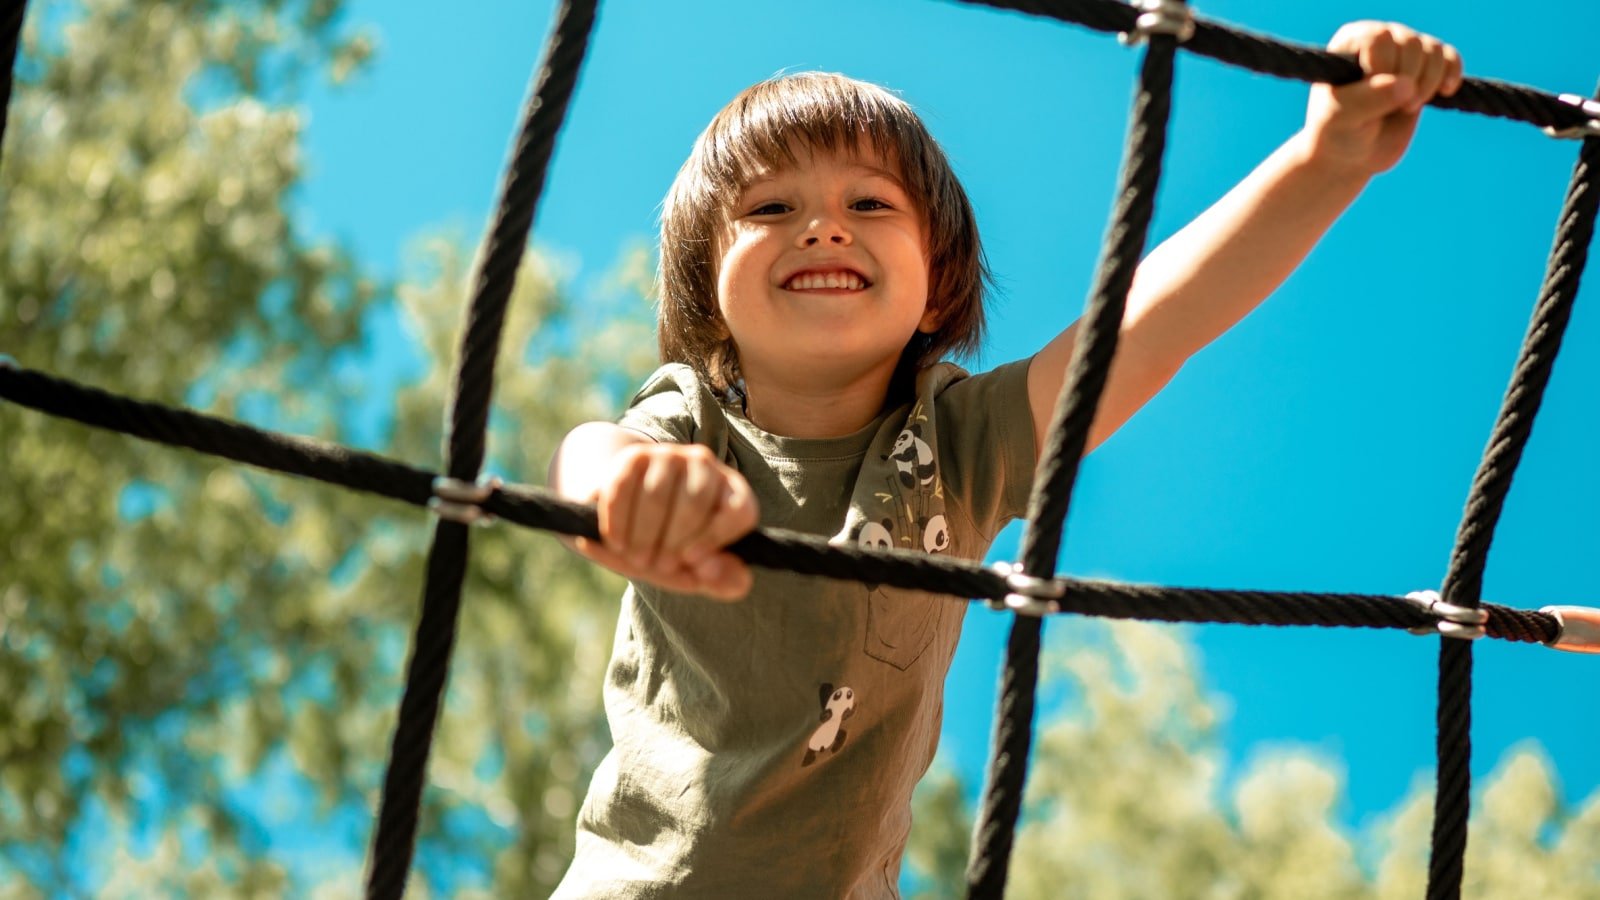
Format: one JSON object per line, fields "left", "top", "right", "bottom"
{"left": 1541, "top": 606, "right": 1600, "bottom": 654}
{"left": 988, "top": 562, "right": 1066, "bottom": 617}
{"left": 1542, "top": 94, "right": 1600, "bottom": 140}
{"left": 428, "top": 475, "right": 503, "bottom": 527}
{"left": 1119, "top": 0, "right": 1197, "bottom": 46}
{"left": 1404, "top": 590, "right": 1487, "bottom": 640}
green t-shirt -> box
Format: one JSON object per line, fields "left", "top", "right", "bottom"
{"left": 554, "top": 359, "right": 1036, "bottom": 899}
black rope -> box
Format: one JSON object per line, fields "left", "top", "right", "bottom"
{"left": 0, "top": 360, "right": 1566, "bottom": 642}
{"left": 967, "top": 23, "right": 1181, "bottom": 898}
{"left": 1424, "top": 96, "right": 1600, "bottom": 900}
{"left": 363, "top": 1, "right": 599, "bottom": 896}
{"left": 953, "top": 0, "right": 1590, "bottom": 133}
{"left": 0, "top": 0, "right": 25, "bottom": 164}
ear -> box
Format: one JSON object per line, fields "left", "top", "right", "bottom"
{"left": 819, "top": 684, "right": 833, "bottom": 707}
{"left": 917, "top": 302, "right": 943, "bottom": 334}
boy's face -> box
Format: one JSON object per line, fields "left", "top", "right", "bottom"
{"left": 715, "top": 144, "right": 937, "bottom": 392}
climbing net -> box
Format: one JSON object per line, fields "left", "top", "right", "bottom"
{"left": 2, "top": 0, "right": 1597, "bottom": 896}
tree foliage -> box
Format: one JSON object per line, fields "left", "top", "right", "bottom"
{"left": 906, "top": 622, "right": 1600, "bottom": 899}
{"left": 1, "top": 1, "right": 651, "bottom": 895}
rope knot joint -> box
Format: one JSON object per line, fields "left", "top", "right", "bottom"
{"left": 1540, "top": 605, "right": 1600, "bottom": 654}
{"left": 1119, "top": 0, "right": 1196, "bottom": 46}
{"left": 1404, "top": 590, "right": 1487, "bottom": 640}
{"left": 429, "top": 475, "right": 503, "bottom": 526}
{"left": 1542, "top": 94, "right": 1600, "bottom": 140}
{"left": 987, "top": 561, "right": 1066, "bottom": 616}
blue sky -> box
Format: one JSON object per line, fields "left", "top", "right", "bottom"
{"left": 294, "top": 0, "right": 1599, "bottom": 840}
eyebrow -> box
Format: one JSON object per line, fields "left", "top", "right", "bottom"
{"left": 851, "top": 164, "right": 909, "bottom": 191}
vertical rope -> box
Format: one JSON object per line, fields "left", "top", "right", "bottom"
{"left": 1426, "top": 93, "right": 1600, "bottom": 900}
{"left": 0, "top": 0, "right": 27, "bottom": 164}
{"left": 965, "top": 26, "right": 1181, "bottom": 899}
{"left": 363, "top": 2, "right": 599, "bottom": 897}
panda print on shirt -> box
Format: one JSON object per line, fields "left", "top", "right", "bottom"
{"left": 865, "top": 416, "right": 950, "bottom": 557}
{"left": 802, "top": 684, "right": 855, "bottom": 766}
{"left": 856, "top": 402, "right": 952, "bottom": 670}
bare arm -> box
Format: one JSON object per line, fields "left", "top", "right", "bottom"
{"left": 1026, "top": 21, "right": 1463, "bottom": 453}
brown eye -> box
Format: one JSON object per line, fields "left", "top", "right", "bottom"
{"left": 851, "top": 198, "right": 890, "bottom": 212}
{"left": 749, "top": 202, "right": 789, "bottom": 216}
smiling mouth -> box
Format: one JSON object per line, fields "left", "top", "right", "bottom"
{"left": 783, "top": 270, "right": 870, "bottom": 291}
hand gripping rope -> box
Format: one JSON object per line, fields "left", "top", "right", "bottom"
{"left": 2, "top": 1, "right": 1598, "bottom": 898}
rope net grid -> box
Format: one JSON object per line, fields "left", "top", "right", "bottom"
{"left": 2, "top": 1, "right": 1597, "bottom": 897}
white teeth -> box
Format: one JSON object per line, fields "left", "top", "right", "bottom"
{"left": 787, "top": 271, "right": 864, "bottom": 290}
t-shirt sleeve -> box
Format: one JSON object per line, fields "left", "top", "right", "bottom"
{"left": 930, "top": 357, "right": 1037, "bottom": 542}
{"left": 614, "top": 363, "right": 728, "bottom": 452}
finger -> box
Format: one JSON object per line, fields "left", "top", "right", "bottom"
{"left": 597, "top": 449, "right": 649, "bottom": 553}
{"left": 1394, "top": 29, "right": 1427, "bottom": 87}
{"left": 657, "top": 452, "right": 722, "bottom": 560}
{"left": 1359, "top": 26, "right": 1399, "bottom": 76}
{"left": 691, "top": 552, "right": 754, "bottom": 602}
{"left": 1393, "top": 32, "right": 1429, "bottom": 111}
{"left": 627, "top": 453, "right": 682, "bottom": 565}
{"left": 577, "top": 535, "right": 708, "bottom": 594}
{"left": 1415, "top": 38, "right": 1450, "bottom": 107}
{"left": 1441, "top": 43, "right": 1464, "bottom": 96}
{"left": 607, "top": 540, "right": 748, "bottom": 603}
{"left": 1331, "top": 72, "right": 1416, "bottom": 123}
{"left": 694, "top": 475, "right": 760, "bottom": 558}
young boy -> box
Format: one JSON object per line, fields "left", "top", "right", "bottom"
{"left": 550, "top": 21, "right": 1462, "bottom": 898}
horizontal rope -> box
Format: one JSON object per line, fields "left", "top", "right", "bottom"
{"left": 953, "top": 0, "right": 1592, "bottom": 133}
{"left": 0, "top": 360, "right": 1560, "bottom": 644}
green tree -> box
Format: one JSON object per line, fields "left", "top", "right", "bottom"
{"left": 906, "top": 622, "right": 1600, "bottom": 898}
{"left": 1, "top": 1, "right": 651, "bottom": 895}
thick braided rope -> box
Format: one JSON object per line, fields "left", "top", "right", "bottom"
{"left": 966, "top": 29, "right": 1180, "bottom": 899}
{"left": 954, "top": 0, "right": 1590, "bottom": 132}
{"left": 0, "top": 0, "right": 22, "bottom": 158}
{"left": 1424, "top": 102, "right": 1600, "bottom": 900}
{"left": 0, "top": 347, "right": 1568, "bottom": 632}
{"left": 363, "top": 2, "right": 598, "bottom": 897}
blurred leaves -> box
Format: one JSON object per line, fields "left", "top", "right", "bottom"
{"left": 2, "top": 0, "right": 651, "bottom": 895}
{"left": 906, "top": 622, "right": 1600, "bottom": 898}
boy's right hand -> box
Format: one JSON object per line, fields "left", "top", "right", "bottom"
{"left": 574, "top": 442, "right": 759, "bottom": 601}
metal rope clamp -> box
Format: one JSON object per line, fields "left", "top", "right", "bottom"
{"left": 1539, "top": 605, "right": 1600, "bottom": 654}
{"left": 1542, "top": 94, "right": 1600, "bottom": 140}
{"left": 988, "top": 561, "right": 1067, "bottom": 616}
{"left": 1119, "top": 0, "right": 1196, "bottom": 46}
{"left": 1404, "top": 590, "right": 1487, "bottom": 640}
{"left": 429, "top": 475, "right": 503, "bottom": 527}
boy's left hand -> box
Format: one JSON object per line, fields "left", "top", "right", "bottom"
{"left": 1304, "top": 21, "right": 1463, "bottom": 177}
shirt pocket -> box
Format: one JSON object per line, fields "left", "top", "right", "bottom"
{"left": 863, "top": 588, "right": 951, "bottom": 670}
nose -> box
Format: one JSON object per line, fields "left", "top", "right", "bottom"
{"left": 798, "top": 215, "right": 852, "bottom": 247}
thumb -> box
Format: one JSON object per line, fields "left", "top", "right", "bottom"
{"left": 1332, "top": 73, "right": 1416, "bottom": 123}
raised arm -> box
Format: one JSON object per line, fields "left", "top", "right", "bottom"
{"left": 551, "top": 422, "right": 759, "bottom": 600}
{"left": 1027, "top": 21, "right": 1463, "bottom": 452}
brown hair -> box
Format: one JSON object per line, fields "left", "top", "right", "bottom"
{"left": 657, "top": 72, "right": 990, "bottom": 394}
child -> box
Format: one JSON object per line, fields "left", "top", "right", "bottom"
{"left": 550, "top": 21, "right": 1462, "bottom": 898}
